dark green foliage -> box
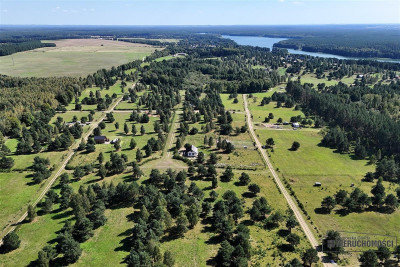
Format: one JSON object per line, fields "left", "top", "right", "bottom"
{"left": 286, "top": 233, "right": 300, "bottom": 248}
{"left": 163, "top": 251, "right": 175, "bottom": 267}
{"left": 37, "top": 245, "right": 56, "bottom": 267}
{"left": 222, "top": 166, "right": 234, "bottom": 182}
{"left": 323, "top": 230, "right": 344, "bottom": 258}
{"left": 27, "top": 204, "right": 37, "bottom": 222}
{"left": 359, "top": 250, "right": 378, "bottom": 267}
{"left": 1, "top": 231, "right": 21, "bottom": 252}
{"left": 302, "top": 248, "right": 319, "bottom": 267}
{"left": 249, "top": 197, "right": 271, "bottom": 221}
{"left": 248, "top": 183, "right": 260, "bottom": 196}
{"left": 290, "top": 141, "right": 300, "bottom": 151}
{"left": 239, "top": 172, "right": 251, "bottom": 185}
{"left": 321, "top": 196, "right": 336, "bottom": 213}
{"left": 377, "top": 246, "right": 391, "bottom": 263}
{"left": 0, "top": 40, "right": 55, "bottom": 56}
{"left": 72, "top": 216, "right": 94, "bottom": 242}
{"left": 58, "top": 233, "right": 82, "bottom": 263}
{"left": 0, "top": 156, "right": 14, "bottom": 170}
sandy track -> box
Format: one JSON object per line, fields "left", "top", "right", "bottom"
{"left": 243, "top": 94, "right": 333, "bottom": 267}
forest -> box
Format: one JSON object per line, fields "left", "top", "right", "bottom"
{"left": 0, "top": 40, "right": 55, "bottom": 56}
{"left": 1, "top": 25, "right": 399, "bottom": 59}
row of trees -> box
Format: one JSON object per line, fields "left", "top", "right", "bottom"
{"left": 321, "top": 178, "right": 400, "bottom": 214}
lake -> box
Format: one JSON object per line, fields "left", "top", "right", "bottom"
{"left": 222, "top": 35, "right": 400, "bottom": 63}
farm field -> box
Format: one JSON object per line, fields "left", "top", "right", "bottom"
{"left": 0, "top": 39, "right": 158, "bottom": 77}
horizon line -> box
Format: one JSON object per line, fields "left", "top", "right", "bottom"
{"left": 1, "top": 23, "right": 400, "bottom": 27}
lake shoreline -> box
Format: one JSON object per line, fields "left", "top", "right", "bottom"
{"left": 222, "top": 35, "right": 400, "bottom": 63}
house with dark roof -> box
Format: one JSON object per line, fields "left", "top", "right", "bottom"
{"left": 94, "top": 136, "right": 109, "bottom": 144}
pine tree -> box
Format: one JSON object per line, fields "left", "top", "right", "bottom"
{"left": 27, "top": 204, "right": 37, "bottom": 222}
{"left": 163, "top": 251, "right": 175, "bottom": 267}
{"left": 130, "top": 138, "right": 137, "bottom": 149}
{"left": 124, "top": 123, "right": 129, "bottom": 135}
{"left": 131, "top": 124, "right": 137, "bottom": 136}
{"left": 2, "top": 231, "right": 21, "bottom": 252}
{"left": 136, "top": 149, "right": 143, "bottom": 162}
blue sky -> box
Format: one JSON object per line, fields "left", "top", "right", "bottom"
{"left": 0, "top": 0, "right": 399, "bottom": 25}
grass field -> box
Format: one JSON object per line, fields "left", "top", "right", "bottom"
{"left": 0, "top": 39, "right": 158, "bottom": 77}
{"left": 297, "top": 73, "right": 356, "bottom": 88}
{"left": 256, "top": 128, "right": 400, "bottom": 237}
{"left": 0, "top": 172, "right": 40, "bottom": 231}
{"left": 248, "top": 100, "right": 304, "bottom": 125}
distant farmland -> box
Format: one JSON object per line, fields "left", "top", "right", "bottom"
{"left": 0, "top": 39, "right": 159, "bottom": 77}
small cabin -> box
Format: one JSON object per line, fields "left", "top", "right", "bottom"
{"left": 314, "top": 182, "right": 322, "bottom": 187}
{"left": 94, "top": 136, "right": 109, "bottom": 144}
{"left": 292, "top": 122, "right": 300, "bottom": 128}
{"left": 184, "top": 145, "right": 198, "bottom": 158}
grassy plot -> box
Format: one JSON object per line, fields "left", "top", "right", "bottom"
{"left": 0, "top": 202, "right": 73, "bottom": 267}
{"left": 297, "top": 73, "right": 356, "bottom": 88}
{"left": 154, "top": 55, "right": 183, "bottom": 62}
{"left": 68, "top": 113, "right": 161, "bottom": 168}
{"left": 115, "top": 90, "right": 148, "bottom": 110}
{"left": 50, "top": 111, "right": 103, "bottom": 125}
{"left": 0, "top": 39, "right": 157, "bottom": 77}
{"left": 161, "top": 168, "right": 312, "bottom": 266}
{"left": 72, "top": 208, "right": 133, "bottom": 267}
{"left": 248, "top": 100, "right": 303, "bottom": 125}
{"left": 10, "top": 150, "right": 69, "bottom": 171}
{"left": 220, "top": 94, "right": 244, "bottom": 112}
{"left": 255, "top": 128, "right": 400, "bottom": 241}
{"left": 65, "top": 81, "right": 130, "bottom": 111}
{"left": 0, "top": 172, "right": 40, "bottom": 231}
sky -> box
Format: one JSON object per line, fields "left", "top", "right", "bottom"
{"left": 0, "top": 0, "right": 399, "bottom": 25}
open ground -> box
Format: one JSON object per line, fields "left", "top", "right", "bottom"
{"left": 0, "top": 39, "right": 158, "bottom": 77}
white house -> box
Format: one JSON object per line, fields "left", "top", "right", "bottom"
{"left": 184, "top": 145, "right": 198, "bottom": 157}
{"left": 292, "top": 122, "right": 300, "bottom": 128}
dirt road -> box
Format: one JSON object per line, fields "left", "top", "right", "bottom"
{"left": 243, "top": 94, "right": 332, "bottom": 267}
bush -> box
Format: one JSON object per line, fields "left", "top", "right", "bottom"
{"left": 1, "top": 231, "right": 21, "bottom": 252}
{"left": 291, "top": 141, "right": 300, "bottom": 151}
